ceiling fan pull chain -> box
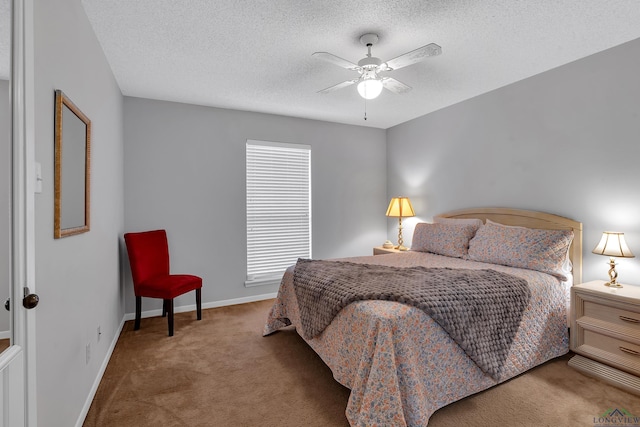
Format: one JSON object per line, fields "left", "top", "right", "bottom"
{"left": 364, "top": 98, "right": 367, "bottom": 121}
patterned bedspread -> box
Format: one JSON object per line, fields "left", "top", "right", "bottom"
{"left": 263, "top": 251, "right": 570, "bottom": 427}
{"left": 293, "top": 259, "right": 532, "bottom": 379}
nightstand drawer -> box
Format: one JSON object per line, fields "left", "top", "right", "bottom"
{"left": 583, "top": 330, "right": 640, "bottom": 375}
{"left": 583, "top": 300, "right": 640, "bottom": 332}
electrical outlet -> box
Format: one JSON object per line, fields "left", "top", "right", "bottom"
{"left": 97, "top": 326, "right": 101, "bottom": 343}
{"left": 86, "top": 343, "right": 91, "bottom": 364}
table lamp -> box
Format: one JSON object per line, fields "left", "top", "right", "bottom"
{"left": 386, "top": 197, "right": 415, "bottom": 251}
{"left": 592, "top": 231, "right": 635, "bottom": 288}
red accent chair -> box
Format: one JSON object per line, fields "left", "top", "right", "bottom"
{"left": 124, "top": 229, "right": 202, "bottom": 336}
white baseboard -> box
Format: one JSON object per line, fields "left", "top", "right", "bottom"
{"left": 75, "top": 315, "right": 126, "bottom": 427}
{"left": 0, "top": 330, "right": 9, "bottom": 340}
{"left": 122, "top": 292, "right": 277, "bottom": 321}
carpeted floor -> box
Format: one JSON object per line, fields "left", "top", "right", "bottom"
{"left": 84, "top": 299, "right": 639, "bottom": 427}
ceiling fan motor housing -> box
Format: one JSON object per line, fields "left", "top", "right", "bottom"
{"left": 358, "top": 56, "right": 382, "bottom": 68}
{"left": 358, "top": 33, "right": 384, "bottom": 72}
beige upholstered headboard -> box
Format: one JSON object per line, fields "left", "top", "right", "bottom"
{"left": 435, "top": 208, "right": 583, "bottom": 284}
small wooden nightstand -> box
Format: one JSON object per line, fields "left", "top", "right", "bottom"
{"left": 569, "top": 280, "right": 640, "bottom": 395}
{"left": 373, "top": 246, "right": 406, "bottom": 255}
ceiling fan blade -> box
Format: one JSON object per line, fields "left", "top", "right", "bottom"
{"left": 381, "top": 77, "right": 412, "bottom": 94}
{"left": 384, "top": 43, "right": 441, "bottom": 71}
{"left": 317, "top": 79, "right": 358, "bottom": 94}
{"left": 312, "top": 52, "right": 361, "bottom": 72}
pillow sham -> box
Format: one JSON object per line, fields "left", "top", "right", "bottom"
{"left": 483, "top": 219, "right": 573, "bottom": 276}
{"left": 433, "top": 216, "right": 484, "bottom": 233}
{"left": 467, "top": 220, "right": 574, "bottom": 280}
{"left": 411, "top": 222, "right": 477, "bottom": 258}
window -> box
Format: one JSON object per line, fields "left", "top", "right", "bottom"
{"left": 245, "top": 140, "right": 311, "bottom": 286}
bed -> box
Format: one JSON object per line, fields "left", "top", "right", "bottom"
{"left": 263, "top": 208, "right": 583, "bottom": 426}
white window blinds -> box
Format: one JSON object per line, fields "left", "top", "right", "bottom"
{"left": 246, "top": 140, "right": 311, "bottom": 286}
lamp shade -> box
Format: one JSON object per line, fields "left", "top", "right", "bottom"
{"left": 386, "top": 197, "right": 415, "bottom": 218}
{"left": 592, "top": 232, "right": 635, "bottom": 258}
{"left": 357, "top": 78, "right": 383, "bottom": 100}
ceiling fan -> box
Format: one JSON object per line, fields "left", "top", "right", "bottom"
{"left": 313, "top": 33, "right": 442, "bottom": 100}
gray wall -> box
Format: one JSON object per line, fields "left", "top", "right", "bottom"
{"left": 0, "top": 79, "right": 9, "bottom": 336}
{"left": 33, "top": 0, "right": 124, "bottom": 425}
{"left": 387, "top": 37, "right": 640, "bottom": 285}
{"left": 123, "top": 97, "right": 387, "bottom": 313}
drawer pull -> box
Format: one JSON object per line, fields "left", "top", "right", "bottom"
{"left": 619, "top": 347, "right": 640, "bottom": 356}
{"left": 619, "top": 315, "right": 640, "bottom": 323}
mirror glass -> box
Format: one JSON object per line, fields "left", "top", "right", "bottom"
{"left": 0, "top": 0, "right": 11, "bottom": 352}
{"left": 54, "top": 90, "right": 91, "bottom": 238}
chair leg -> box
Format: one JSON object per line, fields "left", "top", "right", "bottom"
{"left": 196, "top": 288, "right": 202, "bottom": 320}
{"left": 134, "top": 296, "right": 142, "bottom": 330}
{"left": 167, "top": 299, "right": 174, "bottom": 337}
{"left": 162, "top": 299, "right": 168, "bottom": 317}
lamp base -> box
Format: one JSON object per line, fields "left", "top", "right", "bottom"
{"left": 394, "top": 217, "right": 408, "bottom": 252}
{"left": 604, "top": 258, "right": 622, "bottom": 288}
{"left": 604, "top": 281, "right": 623, "bottom": 288}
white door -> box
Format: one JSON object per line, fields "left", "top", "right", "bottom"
{"left": 0, "top": 0, "right": 36, "bottom": 425}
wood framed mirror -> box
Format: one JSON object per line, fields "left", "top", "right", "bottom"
{"left": 54, "top": 90, "right": 91, "bottom": 238}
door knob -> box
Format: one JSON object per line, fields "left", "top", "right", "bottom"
{"left": 4, "top": 298, "right": 8, "bottom": 311}
{"left": 22, "top": 287, "right": 39, "bottom": 309}
{"left": 23, "top": 294, "right": 39, "bottom": 309}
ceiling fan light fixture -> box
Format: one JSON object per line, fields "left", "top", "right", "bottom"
{"left": 313, "top": 32, "right": 441, "bottom": 101}
{"left": 357, "top": 77, "right": 383, "bottom": 99}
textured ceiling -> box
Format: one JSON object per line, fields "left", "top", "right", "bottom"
{"left": 3, "top": 1, "right": 640, "bottom": 129}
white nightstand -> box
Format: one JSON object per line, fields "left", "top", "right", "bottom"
{"left": 569, "top": 280, "right": 640, "bottom": 395}
{"left": 373, "top": 246, "right": 407, "bottom": 255}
